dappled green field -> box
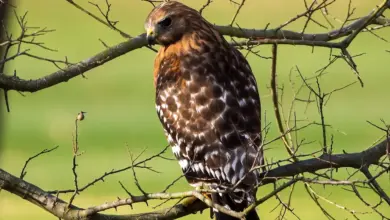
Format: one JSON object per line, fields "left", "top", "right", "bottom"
{"left": 1, "top": 0, "right": 389, "bottom": 219}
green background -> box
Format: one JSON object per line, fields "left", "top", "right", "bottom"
{"left": 1, "top": 0, "right": 389, "bottom": 219}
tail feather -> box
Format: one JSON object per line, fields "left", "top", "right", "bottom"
{"left": 246, "top": 210, "right": 260, "bottom": 220}
{"left": 212, "top": 192, "right": 260, "bottom": 220}
{"left": 215, "top": 209, "right": 259, "bottom": 220}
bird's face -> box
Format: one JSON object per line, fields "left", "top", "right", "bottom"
{"left": 144, "top": 2, "right": 190, "bottom": 46}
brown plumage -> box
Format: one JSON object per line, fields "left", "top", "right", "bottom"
{"left": 145, "top": 2, "right": 263, "bottom": 219}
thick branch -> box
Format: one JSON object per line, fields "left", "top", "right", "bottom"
{"left": 214, "top": 14, "right": 390, "bottom": 42}
{"left": 261, "top": 137, "right": 388, "bottom": 184}
{"left": 0, "top": 169, "right": 84, "bottom": 219}
{"left": 0, "top": 169, "right": 207, "bottom": 220}
{"left": 0, "top": 34, "right": 147, "bottom": 92}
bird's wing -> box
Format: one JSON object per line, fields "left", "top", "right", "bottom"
{"left": 155, "top": 40, "right": 262, "bottom": 187}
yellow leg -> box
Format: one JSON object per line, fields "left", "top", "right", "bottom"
{"left": 195, "top": 183, "right": 212, "bottom": 200}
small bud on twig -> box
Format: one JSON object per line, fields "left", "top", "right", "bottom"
{"left": 77, "top": 111, "right": 86, "bottom": 121}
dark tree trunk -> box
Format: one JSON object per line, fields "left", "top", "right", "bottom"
{"left": 0, "top": 0, "right": 11, "bottom": 153}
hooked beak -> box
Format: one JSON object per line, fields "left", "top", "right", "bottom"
{"left": 146, "top": 27, "right": 156, "bottom": 46}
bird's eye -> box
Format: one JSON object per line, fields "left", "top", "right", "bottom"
{"left": 158, "top": 17, "right": 172, "bottom": 28}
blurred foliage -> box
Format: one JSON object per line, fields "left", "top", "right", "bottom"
{"left": 0, "top": 0, "right": 389, "bottom": 219}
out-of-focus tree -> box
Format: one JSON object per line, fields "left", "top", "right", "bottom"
{"left": 0, "top": 0, "right": 11, "bottom": 147}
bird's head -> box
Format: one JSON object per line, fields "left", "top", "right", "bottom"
{"left": 144, "top": 1, "right": 203, "bottom": 46}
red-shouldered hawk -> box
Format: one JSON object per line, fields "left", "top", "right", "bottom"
{"left": 145, "top": 2, "right": 263, "bottom": 219}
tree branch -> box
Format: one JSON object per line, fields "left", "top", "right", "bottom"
{"left": 0, "top": 1, "right": 389, "bottom": 93}
{"left": 260, "top": 137, "right": 388, "bottom": 184}
{"left": 0, "top": 168, "right": 208, "bottom": 220}
{"left": 1, "top": 137, "right": 388, "bottom": 220}
{"left": 0, "top": 34, "right": 148, "bottom": 92}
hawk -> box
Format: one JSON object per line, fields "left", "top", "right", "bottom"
{"left": 145, "top": 2, "right": 263, "bottom": 219}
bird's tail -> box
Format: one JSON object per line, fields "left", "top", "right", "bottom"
{"left": 212, "top": 192, "right": 259, "bottom": 220}
{"left": 215, "top": 209, "right": 259, "bottom": 220}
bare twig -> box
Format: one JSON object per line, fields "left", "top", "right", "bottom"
{"left": 20, "top": 146, "right": 59, "bottom": 179}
